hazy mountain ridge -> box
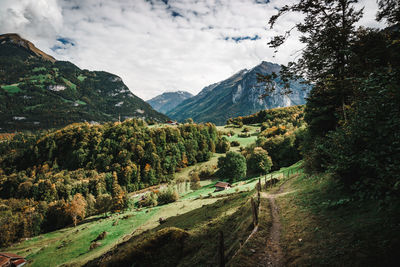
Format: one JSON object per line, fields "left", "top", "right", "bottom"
{"left": 167, "top": 61, "right": 309, "bottom": 125}
{"left": 147, "top": 90, "right": 193, "bottom": 113}
{"left": 0, "top": 33, "right": 168, "bottom": 132}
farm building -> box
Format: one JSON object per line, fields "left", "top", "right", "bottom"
{"left": 0, "top": 253, "right": 26, "bottom": 267}
{"left": 214, "top": 182, "right": 231, "bottom": 191}
{"left": 166, "top": 120, "right": 179, "bottom": 125}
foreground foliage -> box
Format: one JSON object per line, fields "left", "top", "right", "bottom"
{"left": 267, "top": 0, "right": 400, "bottom": 197}
{"left": 278, "top": 173, "right": 400, "bottom": 266}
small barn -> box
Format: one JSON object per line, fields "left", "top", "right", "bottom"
{"left": 0, "top": 253, "right": 26, "bottom": 267}
{"left": 214, "top": 182, "right": 232, "bottom": 192}
{"left": 166, "top": 120, "right": 179, "bottom": 125}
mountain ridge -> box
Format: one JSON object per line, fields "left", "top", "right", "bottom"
{"left": 167, "top": 61, "right": 309, "bottom": 125}
{"left": 0, "top": 33, "right": 168, "bottom": 132}
{"left": 147, "top": 90, "right": 193, "bottom": 114}
{"left": 0, "top": 33, "right": 56, "bottom": 62}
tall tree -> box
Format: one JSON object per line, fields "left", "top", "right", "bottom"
{"left": 377, "top": 0, "right": 400, "bottom": 25}
{"left": 66, "top": 193, "right": 87, "bottom": 227}
{"left": 266, "top": 0, "right": 363, "bottom": 136}
{"left": 216, "top": 152, "right": 247, "bottom": 183}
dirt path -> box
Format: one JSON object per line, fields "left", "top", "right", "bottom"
{"left": 258, "top": 179, "right": 292, "bottom": 267}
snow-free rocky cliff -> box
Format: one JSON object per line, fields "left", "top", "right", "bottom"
{"left": 167, "top": 61, "right": 310, "bottom": 125}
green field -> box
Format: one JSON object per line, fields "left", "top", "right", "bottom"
{"left": 77, "top": 74, "right": 87, "bottom": 82}
{"left": 1, "top": 84, "right": 21, "bottom": 93}
{"left": 62, "top": 77, "right": 77, "bottom": 90}
{"left": 29, "top": 74, "right": 52, "bottom": 83}
{"left": 75, "top": 100, "right": 87, "bottom": 105}
{"left": 217, "top": 124, "right": 259, "bottom": 148}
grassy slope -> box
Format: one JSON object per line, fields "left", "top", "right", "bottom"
{"left": 5, "top": 168, "right": 288, "bottom": 267}
{"left": 4, "top": 123, "right": 264, "bottom": 266}
{"left": 277, "top": 172, "right": 400, "bottom": 266}
{"left": 85, "top": 191, "right": 256, "bottom": 267}
{"left": 217, "top": 124, "right": 259, "bottom": 151}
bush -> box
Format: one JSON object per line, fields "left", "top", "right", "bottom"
{"left": 231, "top": 140, "right": 240, "bottom": 147}
{"left": 238, "top": 133, "right": 250, "bottom": 138}
{"left": 216, "top": 152, "right": 247, "bottom": 183}
{"left": 190, "top": 171, "right": 201, "bottom": 190}
{"left": 138, "top": 192, "right": 158, "bottom": 207}
{"left": 198, "top": 167, "right": 215, "bottom": 179}
{"left": 216, "top": 138, "right": 230, "bottom": 153}
{"left": 157, "top": 187, "right": 179, "bottom": 205}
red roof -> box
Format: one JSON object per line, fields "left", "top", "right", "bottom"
{"left": 0, "top": 253, "right": 26, "bottom": 267}
{"left": 215, "top": 182, "right": 231, "bottom": 188}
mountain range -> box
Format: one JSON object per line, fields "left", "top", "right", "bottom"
{"left": 147, "top": 91, "right": 193, "bottom": 114}
{"left": 166, "top": 61, "right": 309, "bottom": 125}
{"left": 0, "top": 33, "right": 168, "bottom": 132}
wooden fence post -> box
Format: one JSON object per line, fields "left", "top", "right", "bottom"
{"left": 257, "top": 178, "right": 261, "bottom": 207}
{"left": 219, "top": 231, "right": 225, "bottom": 267}
{"left": 264, "top": 175, "right": 267, "bottom": 189}
{"left": 251, "top": 197, "right": 258, "bottom": 227}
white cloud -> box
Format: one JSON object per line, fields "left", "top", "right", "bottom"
{"left": 0, "top": 0, "right": 382, "bottom": 100}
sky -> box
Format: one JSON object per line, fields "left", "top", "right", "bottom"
{"left": 0, "top": 0, "right": 382, "bottom": 100}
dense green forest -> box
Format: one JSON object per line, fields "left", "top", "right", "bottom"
{"left": 262, "top": 0, "right": 400, "bottom": 197}
{"left": 0, "top": 120, "right": 220, "bottom": 246}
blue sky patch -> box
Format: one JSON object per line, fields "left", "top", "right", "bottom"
{"left": 224, "top": 35, "right": 261, "bottom": 43}
{"left": 51, "top": 37, "right": 75, "bottom": 51}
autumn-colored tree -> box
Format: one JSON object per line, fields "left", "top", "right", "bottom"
{"left": 66, "top": 193, "right": 87, "bottom": 227}
{"left": 111, "top": 172, "right": 127, "bottom": 212}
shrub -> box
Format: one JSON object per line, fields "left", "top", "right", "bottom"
{"left": 238, "top": 133, "right": 250, "bottom": 138}
{"left": 157, "top": 187, "right": 179, "bottom": 205}
{"left": 190, "top": 171, "right": 201, "bottom": 190}
{"left": 198, "top": 167, "right": 215, "bottom": 179}
{"left": 138, "top": 192, "right": 158, "bottom": 207}
{"left": 231, "top": 140, "right": 240, "bottom": 147}
{"left": 216, "top": 138, "right": 230, "bottom": 153}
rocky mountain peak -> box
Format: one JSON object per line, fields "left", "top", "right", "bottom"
{"left": 0, "top": 33, "right": 56, "bottom": 62}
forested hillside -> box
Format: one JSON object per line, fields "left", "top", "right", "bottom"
{"left": 0, "top": 33, "right": 168, "bottom": 132}
{"left": 227, "top": 105, "right": 304, "bottom": 126}
{"left": 264, "top": 0, "right": 400, "bottom": 197}
{"left": 0, "top": 119, "right": 219, "bottom": 246}
{"left": 225, "top": 105, "right": 306, "bottom": 171}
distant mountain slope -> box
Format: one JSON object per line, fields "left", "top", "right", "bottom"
{"left": 147, "top": 91, "right": 193, "bottom": 113}
{"left": 167, "top": 61, "right": 309, "bottom": 125}
{"left": 0, "top": 33, "right": 168, "bottom": 132}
